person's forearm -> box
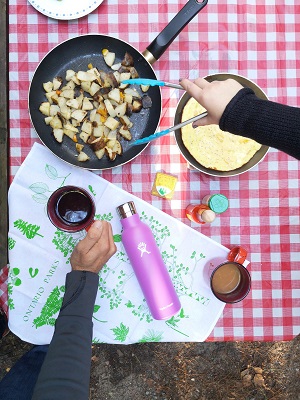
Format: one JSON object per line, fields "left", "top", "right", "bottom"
{"left": 32, "top": 271, "right": 99, "bottom": 400}
{"left": 220, "top": 88, "right": 300, "bottom": 160}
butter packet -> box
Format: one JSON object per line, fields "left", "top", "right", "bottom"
{"left": 151, "top": 172, "right": 178, "bottom": 199}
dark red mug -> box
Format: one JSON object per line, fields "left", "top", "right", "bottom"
{"left": 208, "top": 246, "right": 250, "bottom": 303}
{"left": 47, "top": 186, "right": 95, "bottom": 233}
{"left": 210, "top": 261, "right": 251, "bottom": 303}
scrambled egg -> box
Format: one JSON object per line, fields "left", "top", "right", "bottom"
{"left": 181, "top": 98, "right": 261, "bottom": 171}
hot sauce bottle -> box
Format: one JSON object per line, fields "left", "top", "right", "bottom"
{"left": 185, "top": 204, "right": 216, "bottom": 224}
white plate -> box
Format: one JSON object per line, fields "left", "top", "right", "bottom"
{"left": 28, "top": 0, "right": 104, "bottom": 20}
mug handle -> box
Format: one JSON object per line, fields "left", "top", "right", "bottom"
{"left": 227, "top": 246, "right": 247, "bottom": 264}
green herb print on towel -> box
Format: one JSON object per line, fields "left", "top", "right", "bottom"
{"left": 7, "top": 267, "right": 22, "bottom": 310}
{"left": 139, "top": 329, "right": 164, "bottom": 343}
{"left": 111, "top": 322, "right": 129, "bottom": 342}
{"left": 8, "top": 237, "right": 16, "bottom": 250}
{"left": 33, "top": 285, "right": 65, "bottom": 328}
{"left": 13, "top": 219, "right": 44, "bottom": 239}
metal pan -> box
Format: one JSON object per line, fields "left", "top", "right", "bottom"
{"left": 29, "top": 0, "right": 208, "bottom": 170}
{"left": 174, "top": 73, "right": 270, "bottom": 177}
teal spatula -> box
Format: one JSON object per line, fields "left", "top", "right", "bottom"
{"left": 129, "top": 111, "right": 208, "bottom": 146}
{"left": 121, "top": 78, "right": 183, "bottom": 90}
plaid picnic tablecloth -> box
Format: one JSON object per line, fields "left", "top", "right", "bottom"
{"left": 3, "top": 0, "right": 300, "bottom": 342}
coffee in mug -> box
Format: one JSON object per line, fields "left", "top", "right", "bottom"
{"left": 210, "top": 261, "right": 251, "bottom": 303}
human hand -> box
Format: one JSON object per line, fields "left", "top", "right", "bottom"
{"left": 179, "top": 78, "right": 244, "bottom": 127}
{"left": 70, "top": 220, "right": 117, "bottom": 274}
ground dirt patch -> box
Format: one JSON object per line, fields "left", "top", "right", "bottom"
{"left": 1, "top": 332, "right": 300, "bottom": 399}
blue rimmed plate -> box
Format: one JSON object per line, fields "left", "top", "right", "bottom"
{"left": 28, "top": 0, "right": 104, "bottom": 20}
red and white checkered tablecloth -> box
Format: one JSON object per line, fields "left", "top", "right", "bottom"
{"left": 4, "top": 0, "right": 300, "bottom": 341}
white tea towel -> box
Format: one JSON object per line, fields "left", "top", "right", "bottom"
{"left": 8, "top": 143, "right": 235, "bottom": 345}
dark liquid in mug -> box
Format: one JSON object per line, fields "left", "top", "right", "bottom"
{"left": 47, "top": 186, "right": 95, "bottom": 232}
{"left": 56, "top": 191, "right": 91, "bottom": 225}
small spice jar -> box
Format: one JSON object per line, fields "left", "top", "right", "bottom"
{"left": 202, "top": 194, "right": 229, "bottom": 214}
{"left": 186, "top": 204, "right": 213, "bottom": 224}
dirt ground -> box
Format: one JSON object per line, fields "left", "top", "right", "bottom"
{"left": 1, "top": 332, "right": 300, "bottom": 399}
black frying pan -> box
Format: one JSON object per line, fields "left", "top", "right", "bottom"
{"left": 29, "top": 0, "right": 208, "bottom": 170}
{"left": 174, "top": 73, "right": 270, "bottom": 177}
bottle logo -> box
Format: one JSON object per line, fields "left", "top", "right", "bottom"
{"left": 137, "top": 242, "right": 151, "bottom": 257}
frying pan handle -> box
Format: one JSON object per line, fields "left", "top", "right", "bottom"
{"left": 143, "top": 0, "right": 208, "bottom": 64}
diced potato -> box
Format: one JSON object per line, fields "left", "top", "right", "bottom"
{"left": 61, "top": 80, "right": 75, "bottom": 91}
{"left": 77, "top": 151, "right": 90, "bottom": 162}
{"left": 46, "top": 90, "right": 58, "bottom": 104}
{"left": 104, "top": 116, "right": 120, "bottom": 131}
{"left": 105, "top": 146, "right": 117, "bottom": 161}
{"left": 119, "top": 115, "right": 133, "bottom": 129}
{"left": 102, "top": 126, "right": 111, "bottom": 137}
{"left": 87, "top": 67, "right": 100, "bottom": 77}
{"left": 106, "top": 139, "right": 117, "bottom": 149}
{"left": 71, "top": 75, "right": 81, "bottom": 86}
{"left": 80, "top": 81, "right": 92, "bottom": 94}
{"left": 76, "top": 93, "right": 84, "bottom": 109}
{"left": 79, "top": 131, "right": 91, "bottom": 143}
{"left": 77, "top": 71, "right": 98, "bottom": 82}
{"left": 81, "top": 120, "right": 92, "bottom": 134}
{"left": 82, "top": 97, "right": 94, "bottom": 111}
{"left": 95, "top": 148, "right": 105, "bottom": 159}
{"left": 61, "top": 89, "right": 75, "bottom": 99}
{"left": 141, "top": 84, "right": 150, "bottom": 92}
{"left": 50, "top": 115, "right": 63, "bottom": 129}
{"left": 102, "top": 49, "right": 116, "bottom": 67}
{"left": 63, "top": 123, "right": 78, "bottom": 133}
{"left": 49, "top": 105, "right": 61, "bottom": 117}
{"left": 43, "top": 81, "right": 54, "bottom": 93}
{"left": 60, "top": 105, "right": 71, "bottom": 120}
{"left": 57, "top": 97, "right": 67, "bottom": 108}
{"left": 53, "top": 77, "right": 63, "bottom": 91}
{"left": 124, "top": 93, "right": 133, "bottom": 104}
{"left": 89, "top": 82, "right": 101, "bottom": 96}
{"left": 124, "top": 87, "right": 141, "bottom": 98}
{"left": 111, "top": 63, "right": 121, "bottom": 71}
{"left": 89, "top": 109, "right": 97, "bottom": 122}
{"left": 63, "top": 129, "right": 77, "bottom": 142}
{"left": 66, "top": 69, "right": 76, "bottom": 81}
{"left": 113, "top": 71, "right": 121, "bottom": 83}
{"left": 114, "top": 103, "right": 127, "bottom": 118}
{"left": 108, "top": 88, "right": 121, "bottom": 103}
{"left": 76, "top": 143, "right": 84, "bottom": 153}
{"left": 93, "top": 125, "right": 106, "bottom": 137}
{"left": 93, "top": 112, "right": 102, "bottom": 125}
{"left": 53, "top": 128, "right": 64, "bottom": 143}
{"left": 44, "top": 116, "right": 53, "bottom": 125}
{"left": 112, "top": 140, "right": 122, "bottom": 155}
{"left": 39, "top": 102, "right": 50, "bottom": 116}
{"left": 66, "top": 98, "right": 80, "bottom": 109}
{"left": 71, "top": 109, "right": 87, "bottom": 122}
{"left": 119, "top": 126, "right": 132, "bottom": 141}
{"left": 107, "top": 129, "right": 117, "bottom": 140}
{"left": 104, "top": 99, "right": 116, "bottom": 118}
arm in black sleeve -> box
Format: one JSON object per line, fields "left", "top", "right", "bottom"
{"left": 32, "top": 270, "right": 99, "bottom": 400}
{"left": 219, "top": 88, "right": 300, "bottom": 160}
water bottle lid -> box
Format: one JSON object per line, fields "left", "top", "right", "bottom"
{"left": 116, "top": 201, "right": 137, "bottom": 219}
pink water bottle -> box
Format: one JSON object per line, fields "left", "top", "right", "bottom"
{"left": 116, "top": 201, "right": 181, "bottom": 320}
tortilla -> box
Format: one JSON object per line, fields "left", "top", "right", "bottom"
{"left": 181, "top": 98, "right": 261, "bottom": 171}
